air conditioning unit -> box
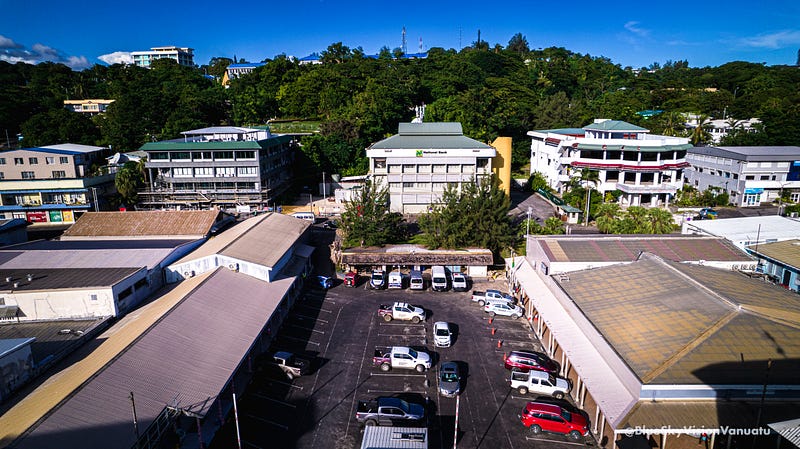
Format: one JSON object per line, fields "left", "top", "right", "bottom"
{"left": 184, "top": 271, "right": 195, "bottom": 278}
{"left": 228, "top": 263, "right": 239, "bottom": 272}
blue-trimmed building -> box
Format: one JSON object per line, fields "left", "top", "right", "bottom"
{"left": 0, "top": 144, "right": 113, "bottom": 224}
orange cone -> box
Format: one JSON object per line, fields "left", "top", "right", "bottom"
{"left": 491, "top": 327, "right": 496, "bottom": 335}
{"left": 503, "top": 352, "right": 507, "bottom": 361}
{"left": 488, "top": 317, "right": 493, "bottom": 325}
{"left": 497, "top": 339, "right": 503, "bottom": 348}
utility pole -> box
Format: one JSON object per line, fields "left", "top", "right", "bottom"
{"left": 526, "top": 206, "right": 532, "bottom": 236}
{"left": 322, "top": 172, "right": 326, "bottom": 198}
{"left": 129, "top": 391, "right": 140, "bottom": 442}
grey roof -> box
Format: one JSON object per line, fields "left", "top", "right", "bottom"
{"left": 688, "top": 145, "right": 800, "bottom": 161}
{"left": 369, "top": 122, "right": 493, "bottom": 150}
{"left": 38, "top": 144, "right": 107, "bottom": 154}
{"left": 361, "top": 426, "right": 428, "bottom": 449}
{"left": 0, "top": 338, "right": 35, "bottom": 359}
{"left": 0, "top": 239, "right": 197, "bottom": 270}
{"left": 17, "top": 267, "right": 293, "bottom": 449}
{"left": 220, "top": 213, "right": 310, "bottom": 267}
{"left": 583, "top": 120, "right": 648, "bottom": 132}
{"left": 0, "top": 219, "right": 28, "bottom": 233}
{"left": 0, "top": 268, "right": 142, "bottom": 291}
{"left": 0, "top": 319, "right": 104, "bottom": 363}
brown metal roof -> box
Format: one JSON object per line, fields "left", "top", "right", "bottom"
{"left": 15, "top": 267, "right": 293, "bottom": 449}
{"left": 555, "top": 253, "right": 800, "bottom": 385}
{"left": 341, "top": 245, "right": 494, "bottom": 266}
{"left": 538, "top": 235, "right": 749, "bottom": 263}
{"left": 747, "top": 239, "right": 800, "bottom": 270}
{"left": 62, "top": 210, "right": 221, "bottom": 238}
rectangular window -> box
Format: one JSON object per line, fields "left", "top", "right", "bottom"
{"left": 374, "top": 158, "right": 387, "bottom": 169}
{"left": 21, "top": 171, "right": 35, "bottom": 179}
{"left": 433, "top": 164, "right": 446, "bottom": 173}
{"left": 447, "top": 164, "right": 461, "bottom": 174}
{"left": 0, "top": 172, "right": 4, "bottom": 180}
{"left": 46, "top": 157, "right": 55, "bottom": 164}
{"left": 90, "top": 294, "right": 98, "bottom": 301}
{"left": 149, "top": 152, "right": 169, "bottom": 160}
{"left": 745, "top": 175, "right": 755, "bottom": 180}
{"left": 172, "top": 152, "right": 191, "bottom": 160}
{"left": 237, "top": 166, "right": 258, "bottom": 176}
{"left": 213, "top": 151, "right": 234, "bottom": 160}
{"left": 216, "top": 167, "right": 235, "bottom": 177}
{"left": 172, "top": 167, "right": 192, "bottom": 177}
{"left": 194, "top": 167, "right": 213, "bottom": 177}
{"left": 0, "top": 158, "right": 6, "bottom": 165}
{"left": 234, "top": 151, "right": 256, "bottom": 160}
{"left": 403, "top": 164, "right": 416, "bottom": 174}
{"left": 29, "top": 157, "right": 38, "bottom": 164}
{"left": 52, "top": 171, "right": 66, "bottom": 178}
{"left": 14, "top": 158, "right": 23, "bottom": 165}
{"left": 193, "top": 151, "right": 213, "bottom": 160}
{"left": 417, "top": 164, "right": 431, "bottom": 173}
{"left": 760, "top": 175, "right": 770, "bottom": 181}
{"left": 388, "top": 164, "right": 402, "bottom": 174}
{"left": 59, "top": 156, "right": 69, "bottom": 164}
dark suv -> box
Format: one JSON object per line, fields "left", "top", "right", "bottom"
{"left": 504, "top": 351, "right": 559, "bottom": 374}
{"left": 519, "top": 401, "right": 590, "bottom": 441}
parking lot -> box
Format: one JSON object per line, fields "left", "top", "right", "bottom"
{"left": 211, "top": 277, "right": 597, "bottom": 449}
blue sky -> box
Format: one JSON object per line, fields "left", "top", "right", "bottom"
{"left": 2, "top": 0, "right": 799, "bottom": 70}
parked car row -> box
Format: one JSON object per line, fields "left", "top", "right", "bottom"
{"left": 350, "top": 267, "right": 470, "bottom": 291}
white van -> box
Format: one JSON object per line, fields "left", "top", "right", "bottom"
{"left": 431, "top": 266, "right": 448, "bottom": 292}
{"left": 291, "top": 211, "right": 316, "bottom": 222}
{"left": 388, "top": 271, "right": 403, "bottom": 289}
{"left": 409, "top": 270, "right": 424, "bottom": 290}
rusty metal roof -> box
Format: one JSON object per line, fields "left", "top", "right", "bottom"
{"left": 62, "top": 210, "right": 221, "bottom": 239}
{"left": 555, "top": 253, "right": 800, "bottom": 385}
{"left": 747, "top": 239, "right": 800, "bottom": 270}
{"left": 341, "top": 245, "right": 494, "bottom": 266}
{"left": 537, "top": 235, "right": 748, "bottom": 263}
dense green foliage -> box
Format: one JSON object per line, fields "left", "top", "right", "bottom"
{"left": 339, "top": 180, "right": 406, "bottom": 247}
{"left": 2, "top": 40, "right": 799, "bottom": 174}
{"left": 417, "top": 177, "right": 515, "bottom": 254}
{"left": 595, "top": 204, "right": 676, "bottom": 234}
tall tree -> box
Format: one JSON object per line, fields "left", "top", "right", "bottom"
{"left": 506, "top": 33, "right": 530, "bottom": 55}
{"left": 115, "top": 161, "right": 144, "bottom": 207}
{"left": 339, "top": 180, "right": 405, "bottom": 247}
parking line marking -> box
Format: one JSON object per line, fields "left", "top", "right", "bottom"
{"left": 295, "top": 314, "right": 329, "bottom": 323}
{"left": 367, "top": 389, "right": 427, "bottom": 394}
{"left": 524, "top": 436, "right": 586, "bottom": 445}
{"left": 252, "top": 393, "right": 297, "bottom": 408}
{"left": 376, "top": 333, "right": 425, "bottom": 338}
{"left": 378, "top": 322, "right": 426, "bottom": 326}
{"left": 287, "top": 323, "right": 325, "bottom": 334}
{"left": 369, "top": 372, "right": 428, "bottom": 378}
{"left": 278, "top": 335, "right": 320, "bottom": 346}
{"left": 266, "top": 380, "right": 303, "bottom": 390}
{"left": 297, "top": 305, "right": 333, "bottom": 314}
{"left": 245, "top": 414, "right": 289, "bottom": 430}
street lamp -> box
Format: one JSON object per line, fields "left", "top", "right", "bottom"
{"left": 526, "top": 206, "right": 532, "bottom": 236}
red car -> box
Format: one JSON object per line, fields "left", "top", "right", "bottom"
{"left": 504, "top": 351, "right": 559, "bottom": 374}
{"left": 520, "top": 401, "right": 589, "bottom": 441}
{"left": 344, "top": 271, "right": 358, "bottom": 287}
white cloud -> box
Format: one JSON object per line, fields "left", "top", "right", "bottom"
{"left": 0, "top": 35, "right": 90, "bottom": 70}
{"left": 624, "top": 21, "right": 650, "bottom": 38}
{"left": 739, "top": 30, "right": 800, "bottom": 49}
{"left": 98, "top": 51, "right": 133, "bottom": 65}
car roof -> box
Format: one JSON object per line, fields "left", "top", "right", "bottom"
{"left": 433, "top": 321, "right": 449, "bottom": 328}
{"left": 525, "top": 402, "right": 563, "bottom": 414}
{"left": 510, "top": 351, "right": 548, "bottom": 359}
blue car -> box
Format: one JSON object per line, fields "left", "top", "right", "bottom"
{"left": 316, "top": 275, "right": 333, "bottom": 289}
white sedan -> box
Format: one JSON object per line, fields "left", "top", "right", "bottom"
{"left": 484, "top": 301, "right": 523, "bottom": 319}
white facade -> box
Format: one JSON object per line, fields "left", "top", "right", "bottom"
{"left": 131, "top": 46, "right": 194, "bottom": 68}
{"left": 683, "top": 146, "right": 800, "bottom": 207}
{"left": 528, "top": 120, "right": 691, "bottom": 208}
{"left": 367, "top": 122, "right": 496, "bottom": 214}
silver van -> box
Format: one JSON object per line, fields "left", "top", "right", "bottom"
{"left": 409, "top": 270, "right": 424, "bottom": 290}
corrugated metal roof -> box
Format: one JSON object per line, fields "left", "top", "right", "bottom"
{"left": 685, "top": 216, "right": 800, "bottom": 245}
{"left": 341, "top": 245, "right": 493, "bottom": 266}
{"left": 0, "top": 267, "right": 142, "bottom": 291}
{"left": 622, "top": 401, "right": 800, "bottom": 434}
{"left": 220, "top": 213, "right": 310, "bottom": 267}
{"left": 554, "top": 253, "right": 800, "bottom": 385}
{"left": 770, "top": 418, "right": 800, "bottom": 448}
{"left": 369, "top": 122, "right": 493, "bottom": 150}
{"left": 747, "top": 239, "right": 800, "bottom": 270}
{"left": 62, "top": 210, "right": 220, "bottom": 238}
{"left": 538, "top": 235, "right": 749, "bottom": 263}
{"left": 16, "top": 268, "right": 293, "bottom": 449}
{"left": 361, "top": 426, "right": 428, "bottom": 449}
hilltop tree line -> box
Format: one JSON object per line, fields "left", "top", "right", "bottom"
{"left": 2, "top": 36, "right": 800, "bottom": 185}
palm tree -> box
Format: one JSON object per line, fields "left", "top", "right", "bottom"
{"left": 579, "top": 168, "right": 600, "bottom": 226}
{"left": 595, "top": 203, "right": 621, "bottom": 234}
{"left": 661, "top": 112, "right": 685, "bottom": 137}
{"left": 689, "top": 114, "right": 712, "bottom": 146}
{"left": 646, "top": 208, "right": 676, "bottom": 234}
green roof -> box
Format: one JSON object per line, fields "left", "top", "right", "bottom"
{"left": 370, "top": 122, "right": 492, "bottom": 150}
{"left": 583, "top": 120, "right": 648, "bottom": 132}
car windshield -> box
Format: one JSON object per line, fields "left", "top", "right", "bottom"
{"left": 408, "top": 348, "right": 418, "bottom": 358}
{"left": 372, "top": 273, "right": 382, "bottom": 280}
{"left": 436, "top": 328, "right": 449, "bottom": 336}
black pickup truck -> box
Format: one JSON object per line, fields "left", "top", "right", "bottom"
{"left": 355, "top": 396, "right": 426, "bottom": 426}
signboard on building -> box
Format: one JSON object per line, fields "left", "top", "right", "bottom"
{"left": 26, "top": 211, "right": 48, "bottom": 223}
{"left": 48, "top": 210, "right": 63, "bottom": 222}
{"left": 62, "top": 210, "right": 75, "bottom": 223}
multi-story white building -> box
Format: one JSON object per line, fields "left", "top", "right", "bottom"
{"left": 528, "top": 119, "right": 692, "bottom": 208}
{"left": 131, "top": 46, "right": 194, "bottom": 68}
{"left": 222, "top": 62, "right": 266, "bottom": 86}
{"left": 683, "top": 145, "right": 800, "bottom": 207}
{"left": 366, "top": 122, "right": 496, "bottom": 214}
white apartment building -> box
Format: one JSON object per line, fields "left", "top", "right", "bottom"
{"left": 131, "top": 46, "right": 194, "bottom": 68}
{"left": 366, "top": 122, "right": 496, "bottom": 214}
{"left": 684, "top": 146, "right": 800, "bottom": 207}
{"left": 528, "top": 119, "right": 692, "bottom": 208}
{"left": 63, "top": 99, "right": 114, "bottom": 116}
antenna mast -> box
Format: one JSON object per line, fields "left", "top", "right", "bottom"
{"left": 402, "top": 27, "right": 407, "bottom": 55}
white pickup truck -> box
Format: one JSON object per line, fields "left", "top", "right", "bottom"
{"left": 373, "top": 346, "right": 432, "bottom": 372}
{"left": 471, "top": 289, "right": 515, "bottom": 306}
{"left": 377, "top": 302, "right": 426, "bottom": 323}
{"left": 508, "top": 369, "right": 571, "bottom": 399}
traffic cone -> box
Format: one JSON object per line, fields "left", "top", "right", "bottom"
{"left": 503, "top": 352, "right": 507, "bottom": 361}
{"left": 491, "top": 327, "right": 496, "bottom": 335}
{"left": 497, "top": 339, "right": 503, "bottom": 348}
{"left": 488, "top": 317, "right": 493, "bottom": 325}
